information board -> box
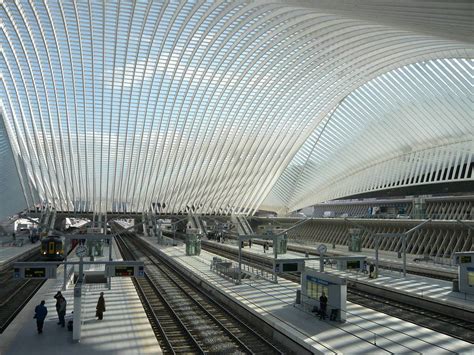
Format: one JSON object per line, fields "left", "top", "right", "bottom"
{"left": 104, "top": 262, "right": 145, "bottom": 277}
{"left": 13, "top": 263, "right": 57, "bottom": 279}
{"left": 274, "top": 259, "right": 304, "bottom": 273}
{"left": 114, "top": 266, "right": 134, "bottom": 276}
{"left": 460, "top": 255, "right": 472, "bottom": 263}
{"left": 25, "top": 267, "right": 46, "bottom": 278}
{"left": 283, "top": 263, "right": 298, "bottom": 272}
{"left": 347, "top": 260, "right": 361, "bottom": 269}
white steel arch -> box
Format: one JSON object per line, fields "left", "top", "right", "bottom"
{"left": 0, "top": 0, "right": 472, "bottom": 216}
{"left": 264, "top": 58, "right": 473, "bottom": 213}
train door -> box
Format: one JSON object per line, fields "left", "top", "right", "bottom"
{"left": 49, "top": 240, "right": 56, "bottom": 254}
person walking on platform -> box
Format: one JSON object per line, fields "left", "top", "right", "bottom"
{"left": 34, "top": 300, "right": 48, "bottom": 334}
{"left": 96, "top": 292, "right": 106, "bottom": 320}
{"left": 57, "top": 296, "right": 67, "bottom": 327}
{"left": 319, "top": 292, "right": 328, "bottom": 320}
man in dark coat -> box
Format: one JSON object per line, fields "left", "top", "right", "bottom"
{"left": 57, "top": 296, "right": 67, "bottom": 327}
{"left": 54, "top": 291, "right": 62, "bottom": 323}
{"left": 319, "top": 292, "right": 328, "bottom": 320}
{"left": 34, "top": 300, "right": 48, "bottom": 334}
{"left": 369, "top": 264, "right": 375, "bottom": 279}
{"left": 96, "top": 292, "right": 106, "bottom": 320}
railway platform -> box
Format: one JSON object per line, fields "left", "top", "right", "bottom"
{"left": 0, "top": 237, "right": 39, "bottom": 271}
{"left": 0, "top": 239, "right": 161, "bottom": 355}
{"left": 140, "top": 236, "right": 473, "bottom": 354}
{"left": 287, "top": 240, "right": 458, "bottom": 278}
{"left": 212, "top": 240, "right": 474, "bottom": 311}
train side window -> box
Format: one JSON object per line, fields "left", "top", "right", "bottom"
{"left": 468, "top": 272, "right": 474, "bottom": 287}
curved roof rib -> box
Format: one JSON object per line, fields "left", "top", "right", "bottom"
{"left": 0, "top": 1, "right": 472, "bottom": 216}
{"left": 264, "top": 58, "right": 473, "bottom": 213}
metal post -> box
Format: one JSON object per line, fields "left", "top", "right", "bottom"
{"left": 238, "top": 237, "right": 242, "bottom": 284}
{"left": 108, "top": 235, "right": 112, "bottom": 290}
{"left": 402, "top": 235, "right": 407, "bottom": 277}
{"left": 78, "top": 256, "right": 84, "bottom": 282}
{"left": 375, "top": 235, "right": 379, "bottom": 278}
{"left": 274, "top": 236, "right": 278, "bottom": 284}
{"left": 63, "top": 238, "right": 68, "bottom": 290}
{"left": 73, "top": 281, "right": 82, "bottom": 342}
{"left": 319, "top": 253, "right": 324, "bottom": 272}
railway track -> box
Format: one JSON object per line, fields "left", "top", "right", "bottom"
{"left": 0, "top": 250, "right": 44, "bottom": 333}
{"left": 0, "top": 234, "right": 79, "bottom": 334}
{"left": 115, "top": 232, "right": 285, "bottom": 354}
{"left": 202, "top": 241, "right": 474, "bottom": 344}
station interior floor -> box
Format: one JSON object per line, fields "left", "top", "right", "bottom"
{"left": 0, "top": 233, "right": 473, "bottom": 354}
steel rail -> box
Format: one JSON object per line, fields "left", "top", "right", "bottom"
{"left": 0, "top": 279, "right": 45, "bottom": 333}
{"left": 116, "top": 235, "right": 205, "bottom": 354}
{"left": 203, "top": 240, "right": 474, "bottom": 346}
{"left": 114, "top": 236, "right": 177, "bottom": 354}
{"left": 121, "top": 232, "right": 283, "bottom": 354}
{"left": 130, "top": 240, "right": 270, "bottom": 355}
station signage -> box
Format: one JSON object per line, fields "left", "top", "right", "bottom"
{"left": 274, "top": 259, "right": 304, "bottom": 273}
{"left": 306, "top": 275, "right": 332, "bottom": 286}
{"left": 25, "top": 267, "right": 46, "bottom": 278}
{"left": 114, "top": 266, "right": 134, "bottom": 276}
{"left": 14, "top": 263, "right": 58, "bottom": 279}
{"left": 105, "top": 262, "right": 145, "bottom": 277}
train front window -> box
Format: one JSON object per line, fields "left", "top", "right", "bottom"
{"left": 48, "top": 242, "right": 55, "bottom": 253}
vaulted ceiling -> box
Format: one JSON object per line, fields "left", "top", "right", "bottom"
{"left": 1, "top": 0, "right": 472, "bottom": 217}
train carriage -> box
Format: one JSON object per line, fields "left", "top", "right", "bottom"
{"left": 40, "top": 235, "right": 65, "bottom": 261}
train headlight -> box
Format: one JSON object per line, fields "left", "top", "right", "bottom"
{"left": 56, "top": 251, "right": 59, "bottom": 254}
{"left": 43, "top": 252, "right": 46, "bottom": 255}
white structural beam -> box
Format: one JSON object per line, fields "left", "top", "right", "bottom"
{"left": 0, "top": 1, "right": 472, "bottom": 216}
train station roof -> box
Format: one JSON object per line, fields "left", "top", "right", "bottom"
{"left": 0, "top": 0, "right": 473, "bottom": 217}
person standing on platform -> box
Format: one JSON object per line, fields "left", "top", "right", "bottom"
{"left": 319, "top": 292, "right": 328, "bottom": 320}
{"left": 54, "top": 291, "right": 62, "bottom": 323}
{"left": 369, "top": 263, "right": 375, "bottom": 279}
{"left": 248, "top": 239, "right": 252, "bottom": 248}
{"left": 34, "top": 300, "right": 48, "bottom": 334}
{"left": 57, "top": 296, "right": 67, "bottom": 327}
{"left": 96, "top": 292, "right": 106, "bottom": 320}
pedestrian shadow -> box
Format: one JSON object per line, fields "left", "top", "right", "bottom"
{"left": 83, "top": 318, "right": 100, "bottom": 324}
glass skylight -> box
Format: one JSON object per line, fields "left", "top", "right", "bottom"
{"left": 0, "top": 1, "right": 472, "bottom": 216}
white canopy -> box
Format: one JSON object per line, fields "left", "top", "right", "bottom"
{"left": 0, "top": 0, "right": 472, "bottom": 216}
